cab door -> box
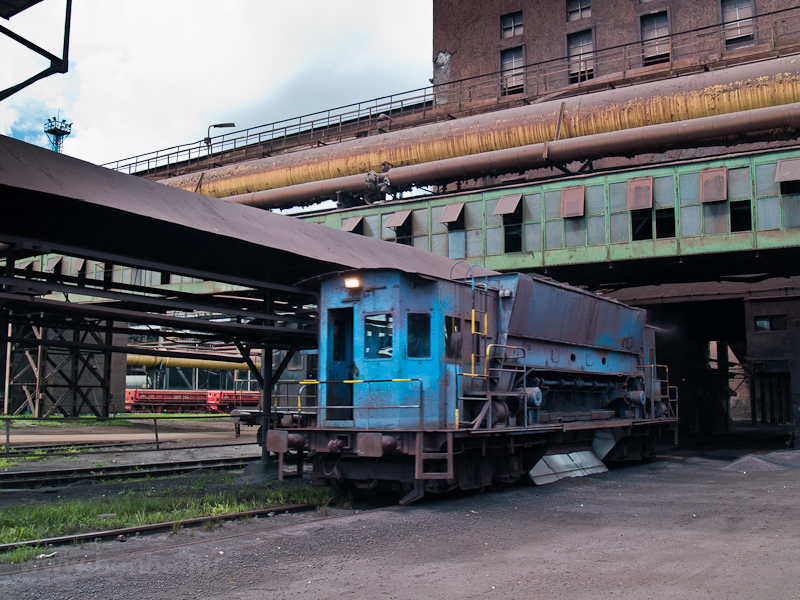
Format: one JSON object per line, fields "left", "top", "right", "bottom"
{"left": 326, "top": 307, "right": 353, "bottom": 422}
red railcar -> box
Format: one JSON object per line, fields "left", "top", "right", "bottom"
{"left": 206, "top": 390, "right": 260, "bottom": 412}
{"left": 124, "top": 389, "right": 208, "bottom": 413}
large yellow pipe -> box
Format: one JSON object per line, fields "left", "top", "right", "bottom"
{"left": 126, "top": 354, "right": 261, "bottom": 371}
{"left": 160, "top": 57, "right": 800, "bottom": 199}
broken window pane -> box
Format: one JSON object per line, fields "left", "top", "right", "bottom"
{"left": 545, "top": 220, "right": 563, "bottom": 249}
{"left": 757, "top": 197, "right": 780, "bottom": 231}
{"left": 730, "top": 200, "right": 752, "bottom": 232}
{"left": 587, "top": 215, "right": 605, "bottom": 245}
{"left": 656, "top": 208, "right": 676, "bottom": 239}
{"left": 565, "top": 217, "right": 586, "bottom": 247}
{"left": 631, "top": 209, "right": 653, "bottom": 241}
{"left": 703, "top": 202, "right": 728, "bottom": 234}
{"left": 364, "top": 314, "right": 393, "bottom": 359}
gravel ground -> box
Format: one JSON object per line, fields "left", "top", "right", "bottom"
{"left": 2, "top": 448, "right": 800, "bottom": 600}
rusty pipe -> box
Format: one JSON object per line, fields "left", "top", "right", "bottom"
{"left": 226, "top": 102, "right": 800, "bottom": 209}
{"left": 126, "top": 354, "right": 261, "bottom": 370}
{"left": 233, "top": 173, "right": 372, "bottom": 209}
{"left": 162, "top": 57, "right": 800, "bottom": 200}
{"left": 385, "top": 102, "right": 800, "bottom": 188}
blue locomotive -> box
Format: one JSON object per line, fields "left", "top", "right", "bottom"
{"left": 267, "top": 264, "right": 677, "bottom": 503}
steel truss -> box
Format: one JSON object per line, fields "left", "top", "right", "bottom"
{"left": 0, "top": 239, "right": 317, "bottom": 418}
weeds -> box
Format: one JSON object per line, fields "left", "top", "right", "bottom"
{"left": 0, "top": 481, "right": 333, "bottom": 563}
{"left": 0, "top": 545, "right": 44, "bottom": 565}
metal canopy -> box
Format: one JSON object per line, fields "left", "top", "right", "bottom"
{"left": 776, "top": 157, "right": 800, "bottom": 182}
{"left": 493, "top": 194, "right": 523, "bottom": 215}
{"left": 0, "top": 135, "right": 462, "bottom": 285}
{"left": 0, "top": 135, "right": 468, "bottom": 416}
{"left": 340, "top": 215, "right": 363, "bottom": 232}
{"left": 439, "top": 202, "right": 465, "bottom": 224}
{"left": 386, "top": 209, "right": 412, "bottom": 229}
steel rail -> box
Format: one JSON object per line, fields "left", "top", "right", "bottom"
{"left": 0, "top": 501, "right": 325, "bottom": 552}
{"left": 2, "top": 440, "right": 259, "bottom": 459}
{"left": 0, "top": 456, "right": 261, "bottom": 489}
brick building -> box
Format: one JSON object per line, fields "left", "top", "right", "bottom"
{"left": 433, "top": 0, "right": 787, "bottom": 91}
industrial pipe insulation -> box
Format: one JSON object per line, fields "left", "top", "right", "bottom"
{"left": 126, "top": 354, "right": 261, "bottom": 371}
{"left": 161, "top": 57, "right": 800, "bottom": 202}
{"left": 226, "top": 101, "right": 800, "bottom": 210}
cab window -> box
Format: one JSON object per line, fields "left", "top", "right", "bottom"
{"left": 407, "top": 314, "right": 431, "bottom": 358}
{"left": 365, "top": 314, "right": 393, "bottom": 358}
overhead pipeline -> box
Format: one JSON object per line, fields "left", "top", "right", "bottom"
{"left": 160, "top": 57, "right": 800, "bottom": 201}
{"left": 126, "top": 354, "right": 261, "bottom": 371}
{"left": 227, "top": 101, "right": 800, "bottom": 209}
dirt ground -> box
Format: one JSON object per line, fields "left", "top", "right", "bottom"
{"left": 2, "top": 441, "right": 800, "bottom": 600}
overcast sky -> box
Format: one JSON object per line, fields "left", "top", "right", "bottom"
{"left": 0, "top": 0, "right": 433, "bottom": 165}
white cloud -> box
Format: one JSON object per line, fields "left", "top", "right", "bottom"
{"left": 1, "top": 0, "right": 433, "bottom": 164}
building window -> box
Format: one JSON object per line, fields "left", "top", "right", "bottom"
{"left": 493, "top": 194, "right": 523, "bottom": 253}
{"left": 501, "top": 11, "right": 523, "bottom": 38}
{"left": 567, "top": 30, "right": 594, "bottom": 83}
{"left": 500, "top": 47, "right": 524, "bottom": 94}
{"left": 641, "top": 11, "right": 670, "bottom": 65}
{"left": 567, "top": 0, "right": 591, "bottom": 22}
{"left": 628, "top": 175, "right": 676, "bottom": 240}
{"left": 755, "top": 315, "right": 787, "bottom": 332}
{"left": 722, "top": 0, "right": 754, "bottom": 48}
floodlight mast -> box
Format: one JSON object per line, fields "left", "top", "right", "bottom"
{"left": 44, "top": 117, "right": 72, "bottom": 153}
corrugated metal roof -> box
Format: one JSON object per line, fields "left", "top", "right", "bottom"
{"left": 0, "top": 135, "right": 470, "bottom": 285}
{"left": 0, "top": 0, "right": 42, "bottom": 19}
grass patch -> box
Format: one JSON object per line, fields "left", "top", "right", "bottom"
{"left": 0, "top": 545, "right": 45, "bottom": 565}
{"left": 0, "top": 481, "right": 333, "bottom": 562}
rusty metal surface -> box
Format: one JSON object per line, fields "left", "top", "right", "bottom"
{"left": 162, "top": 57, "right": 800, "bottom": 200}
{"left": 0, "top": 135, "right": 464, "bottom": 284}
{"left": 227, "top": 101, "right": 800, "bottom": 211}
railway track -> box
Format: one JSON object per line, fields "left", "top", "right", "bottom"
{"left": 0, "top": 456, "right": 262, "bottom": 489}
{"left": 2, "top": 439, "right": 258, "bottom": 459}
{"left": 0, "top": 501, "right": 327, "bottom": 553}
